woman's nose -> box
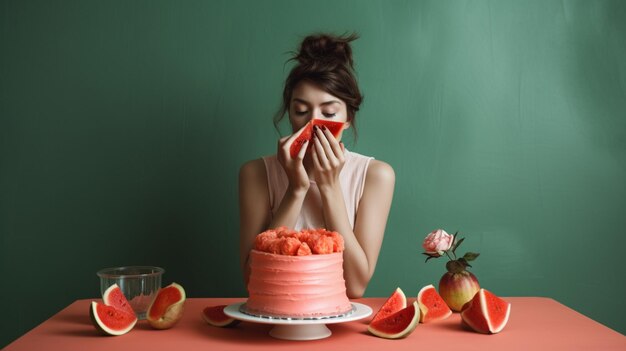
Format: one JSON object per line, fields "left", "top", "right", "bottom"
{"left": 311, "top": 111, "right": 324, "bottom": 121}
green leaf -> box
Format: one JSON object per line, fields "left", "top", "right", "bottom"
{"left": 463, "top": 252, "right": 480, "bottom": 261}
{"left": 457, "top": 258, "right": 473, "bottom": 268}
{"left": 425, "top": 256, "right": 437, "bottom": 263}
{"left": 452, "top": 237, "right": 465, "bottom": 254}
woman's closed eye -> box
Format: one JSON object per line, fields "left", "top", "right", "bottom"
{"left": 294, "top": 111, "right": 337, "bottom": 118}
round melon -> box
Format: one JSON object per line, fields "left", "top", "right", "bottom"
{"left": 202, "top": 305, "right": 240, "bottom": 327}
{"left": 460, "top": 288, "right": 511, "bottom": 334}
{"left": 89, "top": 301, "right": 137, "bottom": 336}
{"left": 368, "top": 301, "right": 420, "bottom": 339}
{"left": 371, "top": 287, "right": 407, "bottom": 323}
{"left": 147, "top": 282, "right": 186, "bottom": 329}
{"left": 417, "top": 284, "right": 452, "bottom": 323}
{"left": 102, "top": 283, "right": 135, "bottom": 317}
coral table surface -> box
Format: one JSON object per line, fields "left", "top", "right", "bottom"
{"left": 4, "top": 297, "right": 625, "bottom": 351}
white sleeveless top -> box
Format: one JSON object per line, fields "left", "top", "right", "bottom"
{"left": 262, "top": 150, "right": 374, "bottom": 231}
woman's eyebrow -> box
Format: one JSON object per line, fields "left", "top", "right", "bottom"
{"left": 292, "top": 98, "right": 341, "bottom": 106}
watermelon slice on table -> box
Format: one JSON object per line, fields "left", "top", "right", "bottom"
{"left": 102, "top": 284, "right": 136, "bottom": 317}
{"left": 460, "top": 288, "right": 511, "bottom": 334}
{"left": 90, "top": 301, "right": 137, "bottom": 336}
{"left": 371, "top": 287, "right": 407, "bottom": 323}
{"left": 202, "top": 305, "right": 240, "bottom": 327}
{"left": 417, "top": 284, "right": 452, "bottom": 323}
{"left": 368, "top": 301, "right": 420, "bottom": 339}
{"left": 289, "top": 119, "right": 345, "bottom": 158}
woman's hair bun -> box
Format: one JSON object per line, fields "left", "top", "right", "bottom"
{"left": 294, "top": 32, "right": 359, "bottom": 69}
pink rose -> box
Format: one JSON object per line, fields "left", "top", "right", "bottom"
{"left": 422, "top": 229, "right": 454, "bottom": 255}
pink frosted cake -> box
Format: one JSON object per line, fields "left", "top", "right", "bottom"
{"left": 245, "top": 227, "right": 352, "bottom": 318}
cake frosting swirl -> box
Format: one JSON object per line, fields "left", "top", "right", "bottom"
{"left": 245, "top": 249, "right": 352, "bottom": 317}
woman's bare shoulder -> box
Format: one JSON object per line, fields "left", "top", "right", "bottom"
{"left": 239, "top": 158, "right": 267, "bottom": 183}
{"left": 366, "top": 159, "right": 395, "bottom": 184}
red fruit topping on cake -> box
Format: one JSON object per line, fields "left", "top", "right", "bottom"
{"left": 202, "top": 305, "right": 240, "bottom": 327}
{"left": 371, "top": 287, "right": 407, "bottom": 323}
{"left": 297, "top": 242, "right": 312, "bottom": 256}
{"left": 276, "top": 226, "right": 297, "bottom": 237}
{"left": 253, "top": 228, "right": 344, "bottom": 255}
{"left": 368, "top": 301, "right": 420, "bottom": 339}
{"left": 460, "top": 288, "right": 511, "bottom": 334}
{"left": 326, "top": 231, "right": 345, "bottom": 252}
{"left": 280, "top": 237, "right": 301, "bottom": 255}
{"left": 416, "top": 284, "right": 452, "bottom": 323}
{"left": 311, "top": 235, "right": 334, "bottom": 254}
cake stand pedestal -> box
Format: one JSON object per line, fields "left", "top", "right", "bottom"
{"left": 223, "top": 302, "right": 372, "bottom": 341}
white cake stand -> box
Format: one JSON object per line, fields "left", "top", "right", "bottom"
{"left": 223, "top": 302, "right": 372, "bottom": 341}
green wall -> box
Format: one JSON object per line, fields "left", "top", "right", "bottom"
{"left": 1, "top": 0, "right": 624, "bottom": 346}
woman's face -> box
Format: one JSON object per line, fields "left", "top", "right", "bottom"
{"left": 288, "top": 80, "right": 350, "bottom": 140}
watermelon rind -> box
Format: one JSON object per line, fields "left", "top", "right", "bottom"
{"left": 368, "top": 301, "right": 420, "bottom": 339}
{"left": 417, "top": 284, "right": 452, "bottom": 323}
{"left": 202, "top": 305, "right": 240, "bottom": 327}
{"left": 90, "top": 301, "right": 137, "bottom": 336}
{"left": 371, "top": 287, "right": 407, "bottom": 323}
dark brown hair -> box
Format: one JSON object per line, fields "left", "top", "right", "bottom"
{"left": 273, "top": 32, "right": 363, "bottom": 139}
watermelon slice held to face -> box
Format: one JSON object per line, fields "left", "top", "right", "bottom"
{"left": 312, "top": 119, "right": 345, "bottom": 137}
{"left": 417, "top": 284, "right": 452, "bottom": 323}
{"left": 289, "top": 119, "right": 345, "bottom": 158}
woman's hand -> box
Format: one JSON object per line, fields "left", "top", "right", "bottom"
{"left": 277, "top": 124, "right": 310, "bottom": 194}
{"left": 311, "top": 125, "right": 345, "bottom": 191}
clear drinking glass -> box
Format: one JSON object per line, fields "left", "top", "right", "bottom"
{"left": 97, "top": 266, "right": 164, "bottom": 320}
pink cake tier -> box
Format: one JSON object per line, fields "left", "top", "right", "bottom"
{"left": 245, "top": 249, "right": 352, "bottom": 318}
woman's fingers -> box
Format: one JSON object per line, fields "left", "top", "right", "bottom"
{"left": 296, "top": 140, "right": 308, "bottom": 161}
{"left": 314, "top": 126, "right": 333, "bottom": 156}
{"left": 313, "top": 134, "right": 330, "bottom": 169}
{"left": 278, "top": 135, "right": 290, "bottom": 148}
{"left": 311, "top": 142, "right": 323, "bottom": 170}
{"left": 320, "top": 126, "right": 344, "bottom": 160}
{"left": 314, "top": 126, "right": 343, "bottom": 166}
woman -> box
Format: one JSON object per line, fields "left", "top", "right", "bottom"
{"left": 239, "top": 33, "right": 395, "bottom": 298}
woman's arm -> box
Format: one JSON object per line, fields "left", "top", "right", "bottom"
{"left": 239, "top": 129, "right": 311, "bottom": 286}
{"left": 319, "top": 160, "right": 395, "bottom": 298}
{"left": 239, "top": 159, "right": 271, "bottom": 284}
{"left": 312, "top": 126, "right": 395, "bottom": 298}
